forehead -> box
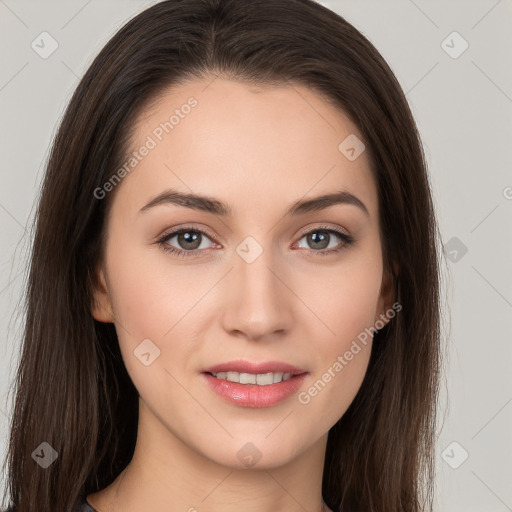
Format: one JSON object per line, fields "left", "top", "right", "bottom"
{"left": 115, "top": 76, "right": 378, "bottom": 221}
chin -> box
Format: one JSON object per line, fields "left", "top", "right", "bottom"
{"left": 197, "top": 431, "right": 314, "bottom": 471}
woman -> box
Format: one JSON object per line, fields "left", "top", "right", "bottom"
{"left": 1, "top": 0, "right": 442, "bottom": 511}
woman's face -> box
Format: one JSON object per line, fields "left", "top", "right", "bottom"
{"left": 92, "top": 77, "right": 394, "bottom": 469}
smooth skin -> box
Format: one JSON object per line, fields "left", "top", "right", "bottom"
{"left": 89, "top": 76, "right": 395, "bottom": 512}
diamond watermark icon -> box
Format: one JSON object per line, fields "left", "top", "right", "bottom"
{"left": 443, "top": 236, "right": 468, "bottom": 263}
{"left": 338, "top": 134, "right": 365, "bottom": 161}
{"left": 236, "top": 236, "right": 263, "bottom": 264}
{"left": 441, "top": 31, "right": 469, "bottom": 59}
{"left": 32, "top": 441, "right": 58, "bottom": 469}
{"left": 134, "top": 338, "right": 161, "bottom": 366}
{"left": 237, "top": 442, "right": 263, "bottom": 468}
{"left": 441, "top": 441, "right": 469, "bottom": 469}
{"left": 31, "top": 31, "right": 59, "bottom": 59}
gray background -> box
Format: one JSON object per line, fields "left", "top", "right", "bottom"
{"left": 1, "top": 0, "right": 511, "bottom": 510}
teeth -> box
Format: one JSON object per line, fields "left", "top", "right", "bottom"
{"left": 226, "top": 371, "right": 238, "bottom": 382}
{"left": 212, "top": 371, "right": 294, "bottom": 385}
{"left": 240, "top": 373, "right": 256, "bottom": 384}
{"left": 258, "top": 373, "right": 274, "bottom": 385}
{"left": 271, "top": 372, "right": 283, "bottom": 384}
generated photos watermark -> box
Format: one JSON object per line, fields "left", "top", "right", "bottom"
{"left": 298, "top": 301, "right": 402, "bottom": 405}
{"left": 93, "top": 96, "right": 198, "bottom": 200}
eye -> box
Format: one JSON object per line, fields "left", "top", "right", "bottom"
{"left": 295, "top": 226, "right": 354, "bottom": 256}
{"left": 156, "top": 224, "right": 354, "bottom": 258}
{"left": 156, "top": 226, "right": 218, "bottom": 258}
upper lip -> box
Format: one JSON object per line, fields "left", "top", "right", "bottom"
{"left": 202, "top": 360, "right": 308, "bottom": 376}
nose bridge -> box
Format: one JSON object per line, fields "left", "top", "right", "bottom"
{"left": 223, "top": 235, "right": 290, "bottom": 338}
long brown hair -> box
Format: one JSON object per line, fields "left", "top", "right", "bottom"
{"left": 2, "top": 1, "right": 442, "bottom": 510}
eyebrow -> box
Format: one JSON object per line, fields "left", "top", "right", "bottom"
{"left": 138, "top": 188, "right": 369, "bottom": 217}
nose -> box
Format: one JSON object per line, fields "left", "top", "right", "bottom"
{"left": 220, "top": 244, "right": 293, "bottom": 342}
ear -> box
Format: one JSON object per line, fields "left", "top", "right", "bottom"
{"left": 90, "top": 265, "right": 115, "bottom": 323}
{"left": 374, "top": 260, "right": 398, "bottom": 327}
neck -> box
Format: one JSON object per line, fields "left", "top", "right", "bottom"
{"left": 88, "top": 398, "right": 332, "bottom": 512}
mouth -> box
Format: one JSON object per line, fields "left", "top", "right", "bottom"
{"left": 201, "top": 360, "right": 309, "bottom": 407}
{"left": 202, "top": 360, "right": 308, "bottom": 384}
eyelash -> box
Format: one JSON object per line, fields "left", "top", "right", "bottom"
{"left": 156, "top": 224, "right": 354, "bottom": 258}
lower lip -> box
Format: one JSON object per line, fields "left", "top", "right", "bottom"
{"left": 202, "top": 372, "right": 308, "bottom": 408}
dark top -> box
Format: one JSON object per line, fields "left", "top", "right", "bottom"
{"left": 2, "top": 494, "right": 97, "bottom": 512}
{"left": 76, "top": 495, "right": 97, "bottom": 512}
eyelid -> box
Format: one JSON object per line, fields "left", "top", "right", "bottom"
{"left": 294, "top": 223, "right": 350, "bottom": 241}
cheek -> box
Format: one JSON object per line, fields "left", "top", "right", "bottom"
{"left": 106, "top": 243, "right": 199, "bottom": 339}
{"left": 293, "top": 248, "right": 382, "bottom": 427}
{"left": 100, "top": 241, "right": 195, "bottom": 393}
{"left": 105, "top": 247, "right": 202, "bottom": 398}
{"left": 296, "top": 286, "right": 376, "bottom": 435}
{"left": 295, "top": 247, "right": 383, "bottom": 345}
